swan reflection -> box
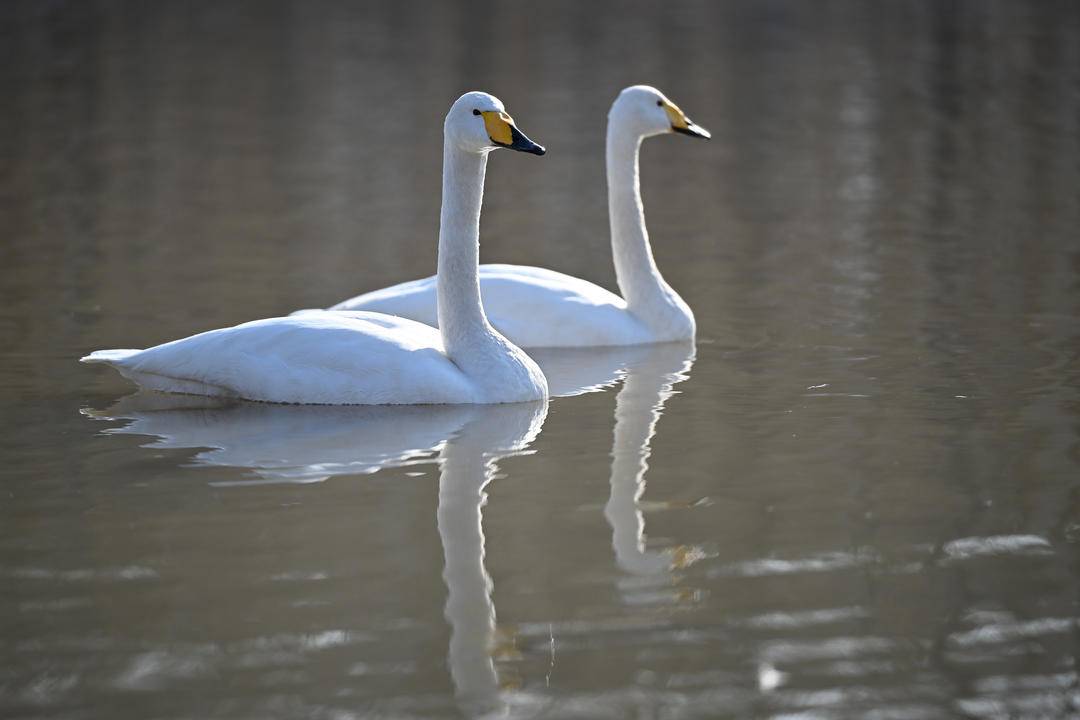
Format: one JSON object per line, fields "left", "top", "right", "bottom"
{"left": 82, "top": 345, "right": 633, "bottom": 483}
{"left": 531, "top": 341, "right": 702, "bottom": 593}
{"left": 85, "top": 393, "right": 484, "bottom": 483}
{"left": 436, "top": 402, "right": 548, "bottom": 712}
{"left": 82, "top": 340, "right": 696, "bottom": 706}
{"left": 530, "top": 342, "right": 685, "bottom": 399}
{"left": 84, "top": 393, "right": 547, "bottom": 712}
{"left": 603, "top": 342, "right": 699, "bottom": 577}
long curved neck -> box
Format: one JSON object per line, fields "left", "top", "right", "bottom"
{"left": 607, "top": 121, "right": 671, "bottom": 313}
{"left": 438, "top": 146, "right": 494, "bottom": 359}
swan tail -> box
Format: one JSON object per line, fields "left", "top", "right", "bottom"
{"left": 81, "top": 349, "right": 235, "bottom": 397}
{"left": 80, "top": 349, "right": 142, "bottom": 365}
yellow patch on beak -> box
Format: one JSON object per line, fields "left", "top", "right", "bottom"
{"left": 662, "top": 100, "right": 691, "bottom": 130}
{"left": 481, "top": 110, "right": 515, "bottom": 146}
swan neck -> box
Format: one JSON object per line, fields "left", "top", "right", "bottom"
{"left": 438, "top": 146, "right": 493, "bottom": 358}
{"left": 606, "top": 122, "right": 666, "bottom": 310}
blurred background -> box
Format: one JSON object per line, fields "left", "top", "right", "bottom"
{"left": 2, "top": 1, "right": 1080, "bottom": 718}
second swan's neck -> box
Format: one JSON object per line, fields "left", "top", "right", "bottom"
{"left": 438, "top": 146, "right": 495, "bottom": 359}
{"left": 607, "top": 124, "right": 666, "bottom": 310}
{"left": 606, "top": 120, "right": 693, "bottom": 337}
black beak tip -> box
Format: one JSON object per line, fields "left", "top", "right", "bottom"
{"left": 673, "top": 123, "right": 711, "bottom": 140}
{"left": 505, "top": 124, "right": 546, "bottom": 156}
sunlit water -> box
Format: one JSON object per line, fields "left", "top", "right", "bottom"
{"left": 3, "top": 2, "right": 1080, "bottom": 718}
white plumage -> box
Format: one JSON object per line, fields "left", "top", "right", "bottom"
{"left": 83, "top": 313, "right": 480, "bottom": 404}
{"left": 82, "top": 92, "right": 549, "bottom": 405}
{"left": 318, "top": 86, "right": 710, "bottom": 348}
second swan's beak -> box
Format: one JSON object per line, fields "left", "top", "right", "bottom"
{"left": 662, "top": 100, "right": 711, "bottom": 140}
{"left": 481, "top": 110, "right": 546, "bottom": 155}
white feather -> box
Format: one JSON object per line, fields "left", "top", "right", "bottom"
{"left": 82, "top": 92, "right": 548, "bottom": 405}
{"left": 320, "top": 86, "right": 701, "bottom": 348}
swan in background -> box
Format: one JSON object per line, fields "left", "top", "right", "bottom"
{"left": 315, "top": 85, "right": 710, "bottom": 348}
{"left": 603, "top": 341, "right": 701, "bottom": 576}
{"left": 81, "top": 92, "right": 548, "bottom": 405}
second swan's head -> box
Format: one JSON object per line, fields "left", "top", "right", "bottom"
{"left": 445, "top": 91, "right": 546, "bottom": 156}
{"left": 610, "top": 85, "right": 711, "bottom": 141}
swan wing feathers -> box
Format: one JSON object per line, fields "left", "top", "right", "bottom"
{"left": 327, "top": 275, "right": 440, "bottom": 326}
{"left": 478, "top": 265, "right": 648, "bottom": 347}
{"left": 323, "top": 264, "right": 647, "bottom": 347}
{"left": 82, "top": 313, "right": 477, "bottom": 405}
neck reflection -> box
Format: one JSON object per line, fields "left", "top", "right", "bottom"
{"left": 603, "top": 342, "right": 698, "bottom": 577}
{"left": 85, "top": 392, "right": 549, "bottom": 713}
{"left": 435, "top": 401, "right": 548, "bottom": 712}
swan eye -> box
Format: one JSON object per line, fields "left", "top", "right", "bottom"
{"left": 472, "top": 109, "right": 481, "bottom": 116}
{"left": 656, "top": 100, "right": 663, "bottom": 107}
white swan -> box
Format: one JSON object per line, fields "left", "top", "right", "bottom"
{"left": 317, "top": 85, "right": 709, "bottom": 347}
{"left": 81, "top": 92, "right": 550, "bottom": 405}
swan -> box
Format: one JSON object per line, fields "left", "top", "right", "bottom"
{"left": 81, "top": 92, "right": 550, "bottom": 405}
{"left": 315, "top": 85, "right": 710, "bottom": 347}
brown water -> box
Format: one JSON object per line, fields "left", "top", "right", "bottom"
{"left": 3, "top": 1, "right": 1080, "bottom": 718}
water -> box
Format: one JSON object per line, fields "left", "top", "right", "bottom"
{"left": 3, "top": 1, "right": 1080, "bottom": 717}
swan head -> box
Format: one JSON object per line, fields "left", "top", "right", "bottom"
{"left": 611, "top": 85, "right": 711, "bottom": 140}
{"left": 445, "top": 91, "right": 546, "bottom": 156}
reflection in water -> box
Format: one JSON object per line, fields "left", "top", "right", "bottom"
{"left": 86, "top": 392, "right": 548, "bottom": 715}
{"left": 604, "top": 342, "right": 698, "bottom": 577}
{"left": 527, "top": 347, "right": 629, "bottom": 398}
{"left": 86, "top": 393, "right": 478, "bottom": 483}
{"left": 84, "top": 343, "right": 711, "bottom": 711}
{"left": 81, "top": 344, "right": 703, "bottom": 709}
{"left": 5, "top": 1, "right": 1080, "bottom": 716}
{"left": 436, "top": 403, "right": 547, "bottom": 714}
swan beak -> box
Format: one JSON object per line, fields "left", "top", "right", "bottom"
{"left": 663, "top": 100, "right": 711, "bottom": 140}
{"left": 482, "top": 110, "right": 547, "bottom": 156}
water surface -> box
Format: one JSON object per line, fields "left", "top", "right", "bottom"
{"left": 2, "top": 2, "right": 1080, "bottom": 718}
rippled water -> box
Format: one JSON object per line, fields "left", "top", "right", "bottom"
{"left": 3, "top": 1, "right": 1080, "bottom": 718}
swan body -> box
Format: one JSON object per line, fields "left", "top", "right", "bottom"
{"left": 84, "top": 312, "right": 520, "bottom": 405}
{"left": 343, "top": 264, "right": 652, "bottom": 347}
{"left": 317, "top": 85, "right": 709, "bottom": 348}
{"left": 82, "top": 92, "right": 549, "bottom": 405}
